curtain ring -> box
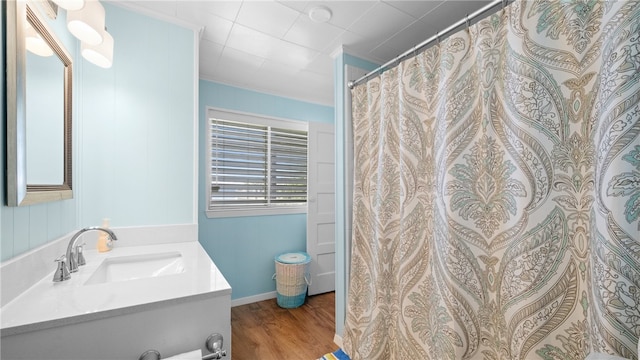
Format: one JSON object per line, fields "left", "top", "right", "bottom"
{"left": 502, "top": 0, "right": 507, "bottom": 10}
{"left": 436, "top": 31, "right": 440, "bottom": 45}
{"left": 466, "top": 14, "right": 470, "bottom": 29}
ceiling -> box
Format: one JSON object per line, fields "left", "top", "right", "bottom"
{"left": 118, "top": 0, "right": 494, "bottom": 106}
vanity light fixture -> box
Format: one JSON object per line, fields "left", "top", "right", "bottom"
{"left": 52, "top": 0, "right": 85, "bottom": 11}
{"left": 308, "top": 5, "right": 332, "bottom": 23}
{"left": 81, "top": 27, "right": 113, "bottom": 68}
{"left": 67, "top": 0, "right": 105, "bottom": 45}
{"left": 25, "top": 23, "right": 54, "bottom": 57}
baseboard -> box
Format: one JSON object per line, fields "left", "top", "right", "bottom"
{"left": 333, "top": 334, "right": 343, "bottom": 348}
{"left": 231, "top": 291, "right": 277, "bottom": 307}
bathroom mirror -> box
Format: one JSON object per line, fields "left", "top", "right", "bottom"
{"left": 5, "top": 1, "right": 73, "bottom": 206}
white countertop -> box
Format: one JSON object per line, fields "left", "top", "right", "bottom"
{"left": 1, "top": 241, "right": 231, "bottom": 336}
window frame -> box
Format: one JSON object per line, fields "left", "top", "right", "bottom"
{"left": 205, "top": 107, "right": 308, "bottom": 218}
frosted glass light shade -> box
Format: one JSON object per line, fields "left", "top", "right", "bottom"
{"left": 81, "top": 29, "right": 113, "bottom": 68}
{"left": 52, "top": 0, "right": 85, "bottom": 11}
{"left": 25, "top": 24, "right": 54, "bottom": 57}
{"left": 67, "top": 0, "right": 105, "bottom": 45}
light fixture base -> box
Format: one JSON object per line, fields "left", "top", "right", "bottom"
{"left": 308, "top": 6, "right": 332, "bottom": 23}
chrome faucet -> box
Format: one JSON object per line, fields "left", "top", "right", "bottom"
{"left": 64, "top": 226, "right": 118, "bottom": 275}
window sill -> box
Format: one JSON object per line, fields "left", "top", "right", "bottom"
{"left": 205, "top": 206, "right": 307, "bottom": 218}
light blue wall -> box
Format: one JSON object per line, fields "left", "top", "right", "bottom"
{"left": 1, "top": 3, "right": 196, "bottom": 261}
{"left": 198, "top": 80, "right": 333, "bottom": 300}
{"left": 333, "top": 52, "right": 378, "bottom": 336}
{"left": 78, "top": 3, "right": 195, "bottom": 227}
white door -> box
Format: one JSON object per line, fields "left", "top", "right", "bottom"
{"left": 307, "top": 122, "right": 335, "bottom": 296}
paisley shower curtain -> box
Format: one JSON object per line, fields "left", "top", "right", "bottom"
{"left": 344, "top": 1, "right": 640, "bottom": 359}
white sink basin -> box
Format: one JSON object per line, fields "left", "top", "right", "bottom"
{"left": 1, "top": 235, "right": 233, "bottom": 360}
{"left": 85, "top": 252, "right": 185, "bottom": 285}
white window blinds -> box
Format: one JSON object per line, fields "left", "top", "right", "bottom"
{"left": 209, "top": 118, "right": 308, "bottom": 209}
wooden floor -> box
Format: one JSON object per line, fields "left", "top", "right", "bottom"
{"left": 231, "top": 292, "right": 339, "bottom": 360}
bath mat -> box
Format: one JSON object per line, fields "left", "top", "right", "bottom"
{"left": 317, "top": 348, "right": 350, "bottom": 360}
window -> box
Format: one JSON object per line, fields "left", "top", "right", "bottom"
{"left": 206, "top": 109, "right": 308, "bottom": 218}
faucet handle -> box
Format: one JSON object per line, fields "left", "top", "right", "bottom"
{"left": 106, "top": 235, "right": 114, "bottom": 250}
{"left": 204, "top": 333, "right": 227, "bottom": 359}
{"left": 53, "top": 255, "right": 71, "bottom": 282}
{"left": 76, "top": 242, "right": 86, "bottom": 266}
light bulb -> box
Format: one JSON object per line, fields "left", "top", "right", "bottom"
{"left": 81, "top": 29, "right": 113, "bottom": 68}
{"left": 25, "top": 24, "right": 53, "bottom": 57}
{"left": 67, "top": 0, "right": 105, "bottom": 45}
{"left": 52, "top": 0, "right": 85, "bottom": 11}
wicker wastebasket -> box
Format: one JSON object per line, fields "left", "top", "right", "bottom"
{"left": 273, "top": 252, "right": 311, "bottom": 308}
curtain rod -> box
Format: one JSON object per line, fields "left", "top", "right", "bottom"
{"left": 348, "top": 0, "right": 510, "bottom": 89}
